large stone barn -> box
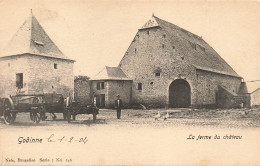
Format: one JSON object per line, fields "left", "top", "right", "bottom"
{"left": 117, "top": 15, "right": 243, "bottom": 108}
{"left": 0, "top": 12, "right": 74, "bottom": 98}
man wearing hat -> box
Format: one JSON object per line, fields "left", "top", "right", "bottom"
{"left": 115, "top": 94, "right": 123, "bottom": 119}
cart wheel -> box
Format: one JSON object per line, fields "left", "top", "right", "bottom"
{"left": 31, "top": 112, "right": 41, "bottom": 124}
{"left": 67, "top": 110, "right": 71, "bottom": 123}
{"left": 39, "top": 106, "right": 47, "bottom": 121}
{"left": 12, "top": 113, "right": 17, "bottom": 122}
{"left": 52, "top": 114, "right": 57, "bottom": 120}
{"left": 3, "top": 100, "right": 15, "bottom": 125}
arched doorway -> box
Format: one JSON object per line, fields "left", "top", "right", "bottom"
{"left": 169, "top": 79, "right": 191, "bottom": 108}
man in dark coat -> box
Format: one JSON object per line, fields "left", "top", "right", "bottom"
{"left": 114, "top": 94, "right": 122, "bottom": 119}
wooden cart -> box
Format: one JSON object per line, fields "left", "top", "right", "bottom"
{"left": 0, "top": 94, "right": 46, "bottom": 125}
{"left": 66, "top": 101, "right": 99, "bottom": 123}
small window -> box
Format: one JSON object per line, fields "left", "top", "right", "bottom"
{"left": 101, "top": 82, "right": 105, "bottom": 89}
{"left": 172, "top": 46, "right": 175, "bottom": 49}
{"left": 54, "top": 63, "right": 58, "bottom": 69}
{"left": 196, "top": 74, "right": 199, "bottom": 79}
{"left": 137, "top": 34, "right": 139, "bottom": 38}
{"left": 162, "top": 44, "right": 165, "bottom": 49}
{"left": 97, "top": 82, "right": 105, "bottom": 90}
{"left": 97, "top": 82, "right": 100, "bottom": 90}
{"left": 138, "top": 83, "right": 142, "bottom": 90}
{"left": 155, "top": 73, "right": 160, "bottom": 77}
{"left": 181, "top": 56, "right": 184, "bottom": 60}
{"left": 135, "top": 48, "right": 137, "bottom": 53}
{"left": 150, "top": 82, "right": 154, "bottom": 85}
{"left": 16, "top": 73, "right": 23, "bottom": 89}
{"left": 162, "top": 35, "right": 166, "bottom": 38}
{"left": 147, "top": 31, "right": 149, "bottom": 35}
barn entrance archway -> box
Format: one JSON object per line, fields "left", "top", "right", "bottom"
{"left": 169, "top": 79, "right": 191, "bottom": 108}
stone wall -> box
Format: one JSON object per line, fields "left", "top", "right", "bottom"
{"left": 0, "top": 55, "right": 30, "bottom": 97}
{"left": 107, "top": 80, "right": 132, "bottom": 108}
{"left": 0, "top": 54, "right": 74, "bottom": 98}
{"left": 195, "top": 69, "right": 241, "bottom": 107}
{"left": 251, "top": 89, "right": 260, "bottom": 107}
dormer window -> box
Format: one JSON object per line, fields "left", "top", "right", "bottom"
{"left": 198, "top": 45, "right": 205, "bottom": 52}
{"left": 189, "top": 41, "right": 196, "bottom": 50}
{"left": 34, "top": 40, "right": 44, "bottom": 46}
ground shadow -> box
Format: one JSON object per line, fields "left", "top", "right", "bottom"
{"left": 68, "top": 119, "right": 107, "bottom": 126}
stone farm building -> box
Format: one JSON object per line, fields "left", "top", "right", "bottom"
{"left": 244, "top": 81, "right": 260, "bottom": 107}
{"left": 92, "top": 15, "right": 247, "bottom": 109}
{"left": 90, "top": 66, "right": 132, "bottom": 108}
{"left": 0, "top": 12, "right": 74, "bottom": 98}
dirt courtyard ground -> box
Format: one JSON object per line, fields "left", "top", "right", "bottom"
{"left": 1, "top": 108, "right": 260, "bottom": 165}
{"left": 1, "top": 107, "right": 260, "bottom": 128}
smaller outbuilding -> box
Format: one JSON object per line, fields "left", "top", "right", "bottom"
{"left": 246, "top": 81, "right": 260, "bottom": 107}
{"left": 90, "top": 66, "right": 132, "bottom": 108}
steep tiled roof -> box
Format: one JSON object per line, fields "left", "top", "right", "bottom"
{"left": 139, "top": 15, "right": 240, "bottom": 78}
{"left": 91, "top": 66, "right": 132, "bottom": 81}
{"left": 1, "top": 12, "right": 73, "bottom": 61}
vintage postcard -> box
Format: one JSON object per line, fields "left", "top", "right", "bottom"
{"left": 0, "top": 0, "right": 260, "bottom": 165}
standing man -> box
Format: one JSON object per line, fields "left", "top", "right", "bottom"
{"left": 115, "top": 94, "right": 122, "bottom": 119}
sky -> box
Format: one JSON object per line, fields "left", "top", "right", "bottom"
{"left": 0, "top": 0, "right": 259, "bottom": 82}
